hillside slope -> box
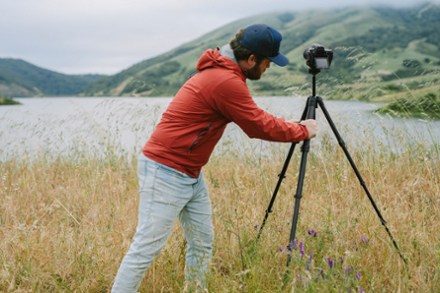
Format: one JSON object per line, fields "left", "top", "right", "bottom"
{"left": 1, "top": 3, "right": 438, "bottom": 100}
{"left": 85, "top": 3, "right": 440, "bottom": 101}
{"left": 0, "top": 59, "right": 104, "bottom": 97}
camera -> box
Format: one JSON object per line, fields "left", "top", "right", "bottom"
{"left": 303, "top": 44, "right": 333, "bottom": 70}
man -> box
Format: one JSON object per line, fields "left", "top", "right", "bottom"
{"left": 112, "top": 24, "right": 318, "bottom": 292}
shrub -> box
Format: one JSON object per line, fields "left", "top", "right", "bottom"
{"left": 0, "top": 96, "right": 20, "bottom": 105}
{"left": 375, "top": 92, "right": 440, "bottom": 119}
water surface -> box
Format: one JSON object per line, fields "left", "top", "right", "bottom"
{"left": 0, "top": 97, "right": 438, "bottom": 161}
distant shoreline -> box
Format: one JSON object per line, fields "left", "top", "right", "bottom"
{"left": 0, "top": 96, "right": 20, "bottom": 106}
{"left": 10, "top": 95, "right": 440, "bottom": 120}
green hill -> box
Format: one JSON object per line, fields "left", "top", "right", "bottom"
{"left": 0, "top": 58, "right": 104, "bottom": 97}
{"left": 85, "top": 3, "right": 440, "bottom": 102}
{"left": 1, "top": 3, "right": 439, "bottom": 101}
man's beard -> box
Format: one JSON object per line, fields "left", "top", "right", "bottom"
{"left": 245, "top": 64, "right": 263, "bottom": 80}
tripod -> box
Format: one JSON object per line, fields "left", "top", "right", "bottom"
{"left": 257, "top": 68, "right": 407, "bottom": 272}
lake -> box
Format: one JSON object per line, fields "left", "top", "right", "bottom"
{"left": 0, "top": 97, "right": 439, "bottom": 161}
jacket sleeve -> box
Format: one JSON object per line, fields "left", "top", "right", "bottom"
{"left": 212, "top": 77, "right": 309, "bottom": 142}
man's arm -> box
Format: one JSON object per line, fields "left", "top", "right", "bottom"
{"left": 213, "top": 78, "right": 312, "bottom": 142}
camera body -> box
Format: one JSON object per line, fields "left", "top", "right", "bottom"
{"left": 303, "top": 44, "right": 333, "bottom": 70}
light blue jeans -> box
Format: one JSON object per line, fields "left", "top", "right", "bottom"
{"left": 111, "top": 154, "right": 213, "bottom": 292}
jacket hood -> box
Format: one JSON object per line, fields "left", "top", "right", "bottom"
{"left": 196, "top": 48, "right": 246, "bottom": 81}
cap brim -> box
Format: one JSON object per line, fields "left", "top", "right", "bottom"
{"left": 269, "top": 53, "right": 289, "bottom": 67}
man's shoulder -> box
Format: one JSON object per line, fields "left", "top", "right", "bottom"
{"left": 199, "top": 66, "right": 245, "bottom": 85}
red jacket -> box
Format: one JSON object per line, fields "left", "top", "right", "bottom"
{"left": 143, "top": 48, "right": 308, "bottom": 178}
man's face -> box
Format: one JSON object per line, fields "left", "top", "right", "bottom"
{"left": 247, "top": 58, "right": 271, "bottom": 80}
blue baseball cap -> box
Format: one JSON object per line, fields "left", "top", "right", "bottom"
{"left": 240, "top": 24, "right": 289, "bottom": 67}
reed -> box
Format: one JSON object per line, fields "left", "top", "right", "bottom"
{"left": 1, "top": 136, "right": 439, "bottom": 292}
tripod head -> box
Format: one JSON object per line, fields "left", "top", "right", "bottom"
{"left": 308, "top": 68, "right": 321, "bottom": 76}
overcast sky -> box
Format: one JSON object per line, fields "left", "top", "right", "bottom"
{"left": 1, "top": 0, "right": 436, "bottom": 75}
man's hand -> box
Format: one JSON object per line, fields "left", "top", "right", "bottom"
{"left": 300, "top": 119, "right": 318, "bottom": 139}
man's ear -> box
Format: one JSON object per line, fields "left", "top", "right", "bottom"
{"left": 247, "top": 54, "right": 257, "bottom": 66}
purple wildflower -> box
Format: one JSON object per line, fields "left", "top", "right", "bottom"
{"left": 299, "top": 241, "right": 305, "bottom": 258}
{"left": 278, "top": 246, "right": 287, "bottom": 252}
{"left": 359, "top": 288, "right": 365, "bottom": 293}
{"left": 327, "top": 257, "right": 334, "bottom": 269}
{"left": 356, "top": 273, "right": 362, "bottom": 279}
{"left": 360, "top": 235, "right": 369, "bottom": 244}
{"left": 307, "top": 229, "right": 318, "bottom": 237}
{"left": 286, "top": 240, "right": 297, "bottom": 252}
{"left": 345, "top": 266, "right": 352, "bottom": 274}
{"left": 306, "top": 253, "right": 314, "bottom": 271}
{"left": 293, "top": 239, "right": 298, "bottom": 250}
{"left": 319, "top": 269, "right": 325, "bottom": 279}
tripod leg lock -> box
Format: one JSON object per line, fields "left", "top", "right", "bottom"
{"left": 278, "top": 173, "right": 287, "bottom": 179}
{"left": 301, "top": 140, "right": 311, "bottom": 153}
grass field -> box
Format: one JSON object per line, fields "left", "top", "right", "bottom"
{"left": 1, "top": 133, "right": 439, "bottom": 292}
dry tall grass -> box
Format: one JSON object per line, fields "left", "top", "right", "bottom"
{"left": 1, "top": 138, "right": 439, "bottom": 292}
